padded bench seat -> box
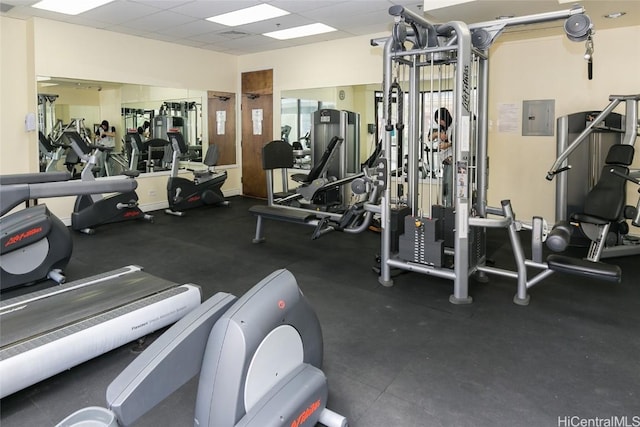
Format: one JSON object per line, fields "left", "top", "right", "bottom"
{"left": 547, "top": 254, "right": 622, "bottom": 283}
{"left": 249, "top": 205, "right": 317, "bottom": 224}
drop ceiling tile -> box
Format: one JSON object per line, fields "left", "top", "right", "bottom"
{"left": 80, "top": 1, "right": 160, "bottom": 24}
{"left": 118, "top": 10, "right": 198, "bottom": 32}
{"left": 157, "top": 18, "right": 222, "bottom": 38}
{"left": 129, "top": 0, "right": 196, "bottom": 11}
{"left": 169, "top": 0, "right": 262, "bottom": 19}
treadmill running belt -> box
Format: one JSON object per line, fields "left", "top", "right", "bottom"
{"left": 0, "top": 271, "right": 178, "bottom": 349}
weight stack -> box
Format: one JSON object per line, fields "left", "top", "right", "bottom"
{"left": 431, "top": 205, "right": 455, "bottom": 248}
{"left": 390, "top": 206, "right": 412, "bottom": 253}
{"left": 397, "top": 216, "right": 444, "bottom": 267}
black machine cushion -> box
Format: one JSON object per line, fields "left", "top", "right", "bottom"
{"left": 578, "top": 164, "right": 629, "bottom": 221}
{"left": 62, "top": 131, "right": 91, "bottom": 155}
{"left": 39, "top": 131, "right": 55, "bottom": 152}
{"left": 574, "top": 144, "right": 635, "bottom": 222}
{"left": 262, "top": 140, "right": 294, "bottom": 170}
{"left": 605, "top": 144, "right": 634, "bottom": 166}
{"left": 547, "top": 254, "right": 621, "bottom": 283}
{"left": 125, "top": 132, "right": 146, "bottom": 151}
{"left": 249, "top": 204, "right": 316, "bottom": 224}
{"left": 203, "top": 144, "right": 220, "bottom": 168}
{"left": 292, "top": 136, "right": 342, "bottom": 184}
{"left": 166, "top": 132, "right": 187, "bottom": 154}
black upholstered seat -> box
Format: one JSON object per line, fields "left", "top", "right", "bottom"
{"left": 571, "top": 144, "right": 635, "bottom": 224}
{"left": 291, "top": 136, "right": 342, "bottom": 184}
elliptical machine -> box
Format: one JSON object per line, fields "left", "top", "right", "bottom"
{"left": 63, "top": 131, "right": 153, "bottom": 234}
{"left": 55, "top": 269, "right": 347, "bottom": 427}
{"left": 165, "top": 131, "right": 228, "bottom": 216}
{"left": 0, "top": 171, "right": 138, "bottom": 290}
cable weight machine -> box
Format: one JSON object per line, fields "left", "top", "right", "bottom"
{"left": 373, "top": 5, "right": 595, "bottom": 304}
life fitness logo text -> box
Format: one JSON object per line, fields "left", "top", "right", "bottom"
{"left": 5, "top": 227, "right": 43, "bottom": 247}
{"left": 123, "top": 211, "right": 141, "bottom": 218}
{"left": 187, "top": 195, "right": 201, "bottom": 203}
{"left": 291, "top": 399, "right": 321, "bottom": 427}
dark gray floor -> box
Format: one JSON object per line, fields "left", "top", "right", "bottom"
{"left": 1, "top": 196, "right": 639, "bottom": 426}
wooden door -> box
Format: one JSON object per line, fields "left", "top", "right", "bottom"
{"left": 241, "top": 93, "right": 273, "bottom": 198}
{"left": 241, "top": 70, "right": 273, "bottom": 199}
{"left": 207, "top": 91, "right": 236, "bottom": 165}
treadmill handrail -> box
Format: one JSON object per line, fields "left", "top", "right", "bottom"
{"left": 1, "top": 178, "right": 138, "bottom": 217}
{"left": 0, "top": 172, "right": 70, "bottom": 186}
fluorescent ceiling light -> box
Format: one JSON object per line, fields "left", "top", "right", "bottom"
{"left": 32, "top": 0, "right": 114, "bottom": 15}
{"left": 423, "top": 0, "right": 476, "bottom": 12}
{"left": 263, "top": 23, "right": 336, "bottom": 40}
{"left": 207, "top": 4, "right": 289, "bottom": 26}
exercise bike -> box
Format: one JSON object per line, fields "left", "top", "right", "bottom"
{"left": 63, "top": 131, "right": 153, "bottom": 234}
{"left": 165, "top": 131, "right": 228, "bottom": 216}
{"left": 0, "top": 171, "right": 138, "bottom": 290}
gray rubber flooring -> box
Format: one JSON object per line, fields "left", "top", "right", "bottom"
{"left": 1, "top": 196, "right": 639, "bottom": 427}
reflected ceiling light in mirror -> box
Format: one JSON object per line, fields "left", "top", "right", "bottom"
{"left": 604, "top": 12, "right": 626, "bottom": 19}
{"left": 207, "top": 4, "right": 289, "bottom": 26}
{"left": 264, "top": 23, "right": 336, "bottom": 40}
{"left": 32, "top": 0, "right": 114, "bottom": 15}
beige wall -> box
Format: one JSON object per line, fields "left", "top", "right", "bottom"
{"left": 239, "top": 32, "right": 386, "bottom": 154}
{"left": 2, "top": 14, "right": 639, "bottom": 224}
{"left": 1, "top": 17, "right": 38, "bottom": 174}
{"left": 488, "top": 26, "right": 640, "bottom": 222}
{"left": 0, "top": 16, "right": 241, "bottom": 220}
{"left": 241, "top": 26, "right": 640, "bottom": 222}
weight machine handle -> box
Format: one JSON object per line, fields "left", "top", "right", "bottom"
{"left": 545, "top": 165, "right": 572, "bottom": 181}
{"left": 609, "top": 168, "right": 640, "bottom": 187}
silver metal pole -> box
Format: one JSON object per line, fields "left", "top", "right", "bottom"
{"left": 476, "top": 55, "right": 489, "bottom": 217}
{"left": 555, "top": 115, "right": 569, "bottom": 222}
{"left": 443, "top": 21, "right": 473, "bottom": 304}
{"left": 547, "top": 99, "right": 621, "bottom": 179}
{"left": 408, "top": 56, "right": 420, "bottom": 215}
{"left": 468, "top": 7, "right": 586, "bottom": 31}
{"left": 379, "top": 37, "right": 394, "bottom": 287}
{"left": 622, "top": 97, "right": 639, "bottom": 146}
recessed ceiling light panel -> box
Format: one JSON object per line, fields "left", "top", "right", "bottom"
{"left": 32, "top": 0, "right": 115, "bottom": 15}
{"left": 423, "top": 0, "right": 476, "bottom": 12}
{"left": 263, "top": 23, "right": 336, "bottom": 40}
{"left": 207, "top": 4, "right": 290, "bottom": 27}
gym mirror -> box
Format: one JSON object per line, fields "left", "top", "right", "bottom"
{"left": 280, "top": 84, "right": 380, "bottom": 169}
{"left": 36, "top": 77, "right": 236, "bottom": 175}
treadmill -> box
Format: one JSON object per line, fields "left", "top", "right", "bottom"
{"left": 0, "top": 172, "right": 202, "bottom": 398}
{"left": 0, "top": 265, "right": 201, "bottom": 398}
